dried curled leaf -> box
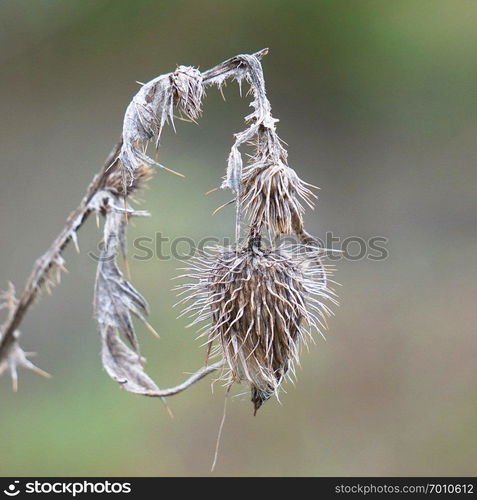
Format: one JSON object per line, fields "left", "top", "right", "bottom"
{"left": 101, "top": 326, "right": 159, "bottom": 395}
{"left": 95, "top": 259, "right": 149, "bottom": 352}
{"left": 95, "top": 211, "right": 149, "bottom": 351}
{"left": 220, "top": 53, "right": 278, "bottom": 194}
{"left": 93, "top": 193, "right": 161, "bottom": 395}
{"left": 119, "top": 65, "right": 203, "bottom": 181}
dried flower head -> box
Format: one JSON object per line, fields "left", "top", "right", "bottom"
{"left": 177, "top": 238, "right": 335, "bottom": 413}
{"left": 241, "top": 161, "right": 317, "bottom": 235}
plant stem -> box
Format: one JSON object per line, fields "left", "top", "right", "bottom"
{"left": 0, "top": 141, "right": 123, "bottom": 360}
{"left": 146, "top": 360, "right": 224, "bottom": 397}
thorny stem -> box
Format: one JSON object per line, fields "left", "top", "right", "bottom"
{"left": 0, "top": 49, "right": 268, "bottom": 393}
{"left": 0, "top": 141, "right": 123, "bottom": 361}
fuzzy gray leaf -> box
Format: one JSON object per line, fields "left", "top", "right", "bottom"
{"left": 93, "top": 195, "right": 161, "bottom": 396}
{"left": 95, "top": 258, "right": 148, "bottom": 353}
{"left": 94, "top": 208, "right": 151, "bottom": 353}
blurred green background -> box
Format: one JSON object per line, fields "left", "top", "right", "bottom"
{"left": 1, "top": 0, "right": 477, "bottom": 476}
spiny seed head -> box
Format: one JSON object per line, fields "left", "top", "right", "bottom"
{"left": 176, "top": 241, "right": 335, "bottom": 413}
{"left": 241, "top": 162, "right": 317, "bottom": 236}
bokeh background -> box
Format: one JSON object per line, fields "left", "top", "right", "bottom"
{"left": 1, "top": 0, "right": 476, "bottom": 476}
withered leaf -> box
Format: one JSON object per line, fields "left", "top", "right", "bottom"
{"left": 93, "top": 197, "right": 161, "bottom": 396}
{"left": 94, "top": 207, "right": 150, "bottom": 352}
{"left": 101, "top": 326, "right": 159, "bottom": 395}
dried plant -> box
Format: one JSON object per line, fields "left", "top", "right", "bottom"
{"left": 178, "top": 53, "right": 337, "bottom": 412}
{"left": 0, "top": 48, "right": 337, "bottom": 416}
